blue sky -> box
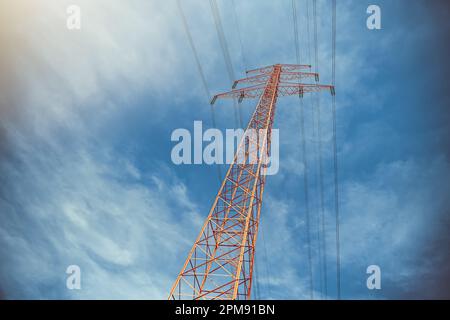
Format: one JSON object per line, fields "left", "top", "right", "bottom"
{"left": 0, "top": 0, "right": 449, "bottom": 299}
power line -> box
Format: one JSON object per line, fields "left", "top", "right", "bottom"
{"left": 292, "top": 0, "right": 301, "bottom": 64}
{"left": 331, "top": 0, "right": 341, "bottom": 300}
{"left": 209, "top": 0, "right": 244, "bottom": 128}
{"left": 310, "top": 87, "right": 324, "bottom": 299}
{"left": 291, "top": 0, "right": 314, "bottom": 300}
{"left": 306, "top": 0, "right": 312, "bottom": 64}
{"left": 230, "top": 0, "right": 248, "bottom": 158}
{"left": 305, "top": 1, "right": 322, "bottom": 298}
{"left": 313, "top": 0, "right": 328, "bottom": 298}
{"left": 231, "top": 0, "right": 247, "bottom": 71}
{"left": 300, "top": 98, "right": 315, "bottom": 300}
{"left": 312, "top": 0, "right": 328, "bottom": 299}
{"left": 177, "top": 0, "right": 222, "bottom": 184}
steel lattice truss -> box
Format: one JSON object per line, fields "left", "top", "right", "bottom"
{"left": 233, "top": 71, "right": 319, "bottom": 88}
{"left": 169, "top": 64, "right": 334, "bottom": 300}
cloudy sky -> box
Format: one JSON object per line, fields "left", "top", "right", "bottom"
{"left": 0, "top": 0, "right": 449, "bottom": 299}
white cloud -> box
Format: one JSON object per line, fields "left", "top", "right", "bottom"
{"left": 0, "top": 135, "right": 203, "bottom": 298}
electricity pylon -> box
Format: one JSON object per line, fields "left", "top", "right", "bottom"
{"left": 169, "top": 64, "right": 334, "bottom": 300}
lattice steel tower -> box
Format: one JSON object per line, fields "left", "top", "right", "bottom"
{"left": 169, "top": 64, "right": 334, "bottom": 300}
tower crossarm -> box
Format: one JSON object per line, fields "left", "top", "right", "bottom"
{"left": 277, "top": 83, "right": 335, "bottom": 97}
{"left": 280, "top": 71, "right": 320, "bottom": 82}
{"left": 211, "top": 82, "right": 334, "bottom": 104}
{"left": 232, "top": 71, "right": 319, "bottom": 89}
{"left": 246, "top": 63, "right": 311, "bottom": 76}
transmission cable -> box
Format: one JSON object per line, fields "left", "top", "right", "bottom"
{"left": 231, "top": 0, "right": 248, "bottom": 71}
{"left": 209, "top": 0, "right": 243, "bottom": 128}
{"left": 291, "top": 0, "right": 314, "bottom": 300}
{"left": 312, "top": 0, "right": 328, "bottom": 299}
{"left": 305, "top": 0, "right": 312, "bottom": 64}
{"left": 331, "top": 0, "right": 341, "bottom": 300}
{"left": 177, "top": 0, "right": 223, "bottom": 184}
